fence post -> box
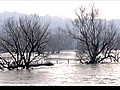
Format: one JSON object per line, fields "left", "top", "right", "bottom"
{"left": 68, "top": 59, "right": 69, "bottom": 64}
{"left": 56, "top": 60, "right": 58, "bottom": 64}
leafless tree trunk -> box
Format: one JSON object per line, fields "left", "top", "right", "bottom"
{"left": 0, "top": 14, "right": 51, "bottom": 70}
{"left": 68, "top": 5, "right": 118, "bottom": 64}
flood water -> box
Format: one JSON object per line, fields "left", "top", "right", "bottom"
{"left": 0, "top": 62, "right": 120, "bottom": 86}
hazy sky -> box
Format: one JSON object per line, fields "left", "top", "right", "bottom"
{"left": 0, "top": 0, "right": 119, "bottom": 20}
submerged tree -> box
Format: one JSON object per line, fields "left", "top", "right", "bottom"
{"left": 0, "top": 14, "right": 51, "bottom": 70}
{"left": 68, "top": 5, "right": 118, "bottom": 64}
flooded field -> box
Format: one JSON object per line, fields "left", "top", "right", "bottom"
{"left": 0, "top": 63, "right": 120, "bottom": 86}
{"left": 0, "top": 50, "right": 120, "bottom": 86}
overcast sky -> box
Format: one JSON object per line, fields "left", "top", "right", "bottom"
{"left": 0, "top": 0, "right": 119, "bottom": 20}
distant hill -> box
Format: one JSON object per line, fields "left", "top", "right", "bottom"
{"left": 108, "top": 19, "right": 120, "bottom": 30}
{"left": 0, "top": 12, "right": 73, "bottom": 33}
{"left": 0, "top": 11, "right": 120, "bottom": 33}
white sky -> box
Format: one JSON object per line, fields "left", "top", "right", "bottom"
{"left": 0, "top": 0, "right": 119, "bottom": 20}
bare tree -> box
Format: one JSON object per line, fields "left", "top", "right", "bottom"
{"left": 109, "top": 35, "right": 120, "bottom": 63}
{"left": 68, "top": 5, "right": 118, "bottom": 64}
{"left": 0, "top": 14, "right": 51, "bottom": 70}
